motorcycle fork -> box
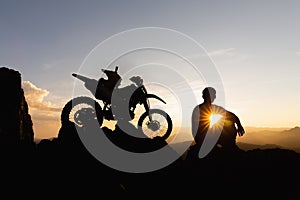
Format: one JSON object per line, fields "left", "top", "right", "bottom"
{"left": 143, "top": 99, "right": 152, "bottom": 121}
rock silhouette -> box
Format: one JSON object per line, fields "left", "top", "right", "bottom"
{"left": 0, "top": 67, "right": 300, "bottom": 199}
{"left": 0, "top": 67, "right": 34, "bottom": 145}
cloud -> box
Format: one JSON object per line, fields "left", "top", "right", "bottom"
{"left": 22, "top": 81, "right": 62, "bottom": 139}
{"left": 22, "top": 81, "right": 61, "bottom": 112}
{"left": 296, "top": 52, "right": 300, "bottom": 55}
{"left": 184, "top": 48, "right": 239, "bottom": 61}
{"left": 207, "top": 48, "right": 236, "bottom": 57}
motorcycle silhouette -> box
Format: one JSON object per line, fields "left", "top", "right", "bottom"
{"left": 61, "top": 66, "right": 173, "bottom": 140}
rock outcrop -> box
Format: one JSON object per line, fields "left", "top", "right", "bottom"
{"left": 0, "top": 67, "right": 34, "bottom": 145}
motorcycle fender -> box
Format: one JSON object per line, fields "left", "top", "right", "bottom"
{"left": 146, "top": 94, "right": 166, "bottom": 104}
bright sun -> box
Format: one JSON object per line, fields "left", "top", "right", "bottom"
{"left": 209, "top": 114, "right": 222, "bottom": 128}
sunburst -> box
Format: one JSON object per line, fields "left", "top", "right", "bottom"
{"left": 209, "top": 114, "right": 222, "bottom": 128}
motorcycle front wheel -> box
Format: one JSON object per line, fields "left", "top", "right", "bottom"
{"left": 137, "top": 109, "right": 173, "bottom": 140}
{"left": 61, "top": 96, "right": 103, "bottom": 128}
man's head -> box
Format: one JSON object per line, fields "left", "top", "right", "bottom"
{"left": 202, "top": 87, "right": 216, "bottom": 103}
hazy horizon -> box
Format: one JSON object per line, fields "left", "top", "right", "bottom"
{"left": 33, "top": 124, "right": 300, "bottom": 154}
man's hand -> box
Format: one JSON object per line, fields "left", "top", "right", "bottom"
{"left": 237, "top": 125, "right": 245, "bottom": 136}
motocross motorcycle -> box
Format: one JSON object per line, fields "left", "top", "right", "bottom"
{"left": 61, "top": 66, "right": 173, "bottom": 140}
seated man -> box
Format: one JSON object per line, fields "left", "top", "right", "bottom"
{"left": 188, "top": 87, "right": 245, "bottom": 159}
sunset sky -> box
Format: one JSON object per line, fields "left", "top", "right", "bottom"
{"left": 1, "top": 0, "right": 299, "bottom": 140}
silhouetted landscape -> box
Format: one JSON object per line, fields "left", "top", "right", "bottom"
{"left": 1, "top": 67, "right": 300, "bottom": 198}
{"left": 237, "top": 126, "right": 300, "bottom": 153}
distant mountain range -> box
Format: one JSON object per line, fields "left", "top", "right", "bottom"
{"left": 168, "top": 126, "right": 300, "bottom": 155}
{"left": 236, "top": 141, "right": 298, "bottom": 151}
{"left": 237, "top": 126, "right": 300, "bottom": 153}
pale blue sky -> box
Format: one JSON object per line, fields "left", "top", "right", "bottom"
{"left": 1, "top": 0, "right": 300, "bottom": 138}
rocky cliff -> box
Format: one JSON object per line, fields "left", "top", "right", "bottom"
{"left": 0, "top": 67, "right": 34, "bottom": 145}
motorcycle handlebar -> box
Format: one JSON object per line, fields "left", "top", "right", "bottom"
{"left": 72, "top": 73, "right": 92, "bottom": 83}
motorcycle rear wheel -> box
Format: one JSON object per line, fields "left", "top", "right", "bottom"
{"left": 61, "top": 96, "right": 103, "bottom": 127}
{"left": 137, "top": 109, "right": 173, "bottom": 140}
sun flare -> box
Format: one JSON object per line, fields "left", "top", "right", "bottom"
{"left": 209, "top": 114, "right": 222, "bottom": 128}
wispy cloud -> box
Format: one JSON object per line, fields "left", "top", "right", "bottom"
{"left": 42, "top": 59, "right": 64, "bottom": 70}
{"left": 184, "top": 48, "right": 239, "bottom": 61}
{"left": 22, "top": 81, "right": 61, "bottom": 112}
{"left": 207, "top": 48, "right": 236, "bottom": 57}
{"left": 22, "top": 81, "right": 62, "bottom": 139}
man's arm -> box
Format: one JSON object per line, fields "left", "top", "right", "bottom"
{"left": 214, "top": 105, "right": 245, "bottom": 136}
{"left": 225, "top": 111, "right": 245, "bottom": 136}
{"left": 191, "top": 106, "right": 200, "bottom": 139}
